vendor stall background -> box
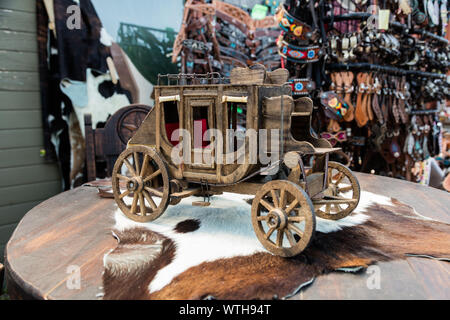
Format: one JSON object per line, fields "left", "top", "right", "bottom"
{"left": 0, "top": 0, "right": 62, "bottom": 261}
{"left": 0, "top": 0, "right": 449, "bottom": 265}
{"left": 0, "top": 0, "right": 184, "bottom": 262}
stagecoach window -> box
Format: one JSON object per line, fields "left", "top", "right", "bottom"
{"left": 227, "top": 102, "right": 246, "bottom": 152}
{"left": 193, "top": 106, "right": 210, "bottom": 148}
{"left": 163, "top": 101, "right": 180, "bottom": 146}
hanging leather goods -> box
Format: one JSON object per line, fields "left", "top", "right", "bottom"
{"left": 355, "top": 73, "right": 369, "bottom": 127}
{"left": 365, "top": 73, "right": 374, "bottom": 122}
{"left": 381, "top": 75, "right": 390, "bottom": 124}
{"left": 325, "top": 73, "right": 345, "bottom": 132}
{"left": 342, "top": 71, "right": 355, "bottom": 122}
{"left": 391, "top": 77, "right": 401, "bottom": 124}
{"left": 289, "top": 78, "right": 316, "bottom": 96}
{"left": 333, "top": 72, "right": 345, "bottom": 132}
{"left": 348, "top": 34, "right": 358, "bottom": 60}
{"left": 320, "top": 91, "right": 349, "bottom": 123}
{"left": 278, "top": 42, "right": 323, "bottom": 64}
{"left": 342, "top": 36, "right": 351, "bottom": 62}
{"left": 371, "top": 75, "right": 384, "bottom": 124}
{"left": 276, "top": 4, "right": 318, "bottom": 41}
{"left": 398, "top": 76, "right": 410, "bottom": 124}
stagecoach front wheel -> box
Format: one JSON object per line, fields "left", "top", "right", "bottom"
{"left": 251, "top": 180, "right": 316, "bottom": 257}
{"left": 112, "top": 145, "right": 170, "bottom": 222}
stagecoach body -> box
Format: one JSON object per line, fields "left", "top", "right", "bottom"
{"left": 112, "top": 66, "right": 361, "bottom": 257}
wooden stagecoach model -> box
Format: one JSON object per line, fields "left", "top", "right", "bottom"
{"left": 112, "top": 65, "right": 361, "bottom": 257}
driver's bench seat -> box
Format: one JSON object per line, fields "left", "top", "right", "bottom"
{"left": 290, "top": 97, "right": 333, "bottom": 150}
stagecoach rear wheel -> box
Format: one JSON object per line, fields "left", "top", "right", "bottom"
{"left": 251, "top": 180, "right": 316, "bottom": 257}
{"left": 314, "top": 161, "right": 360, "bottom": 220}
{"left": 112, "top": 145, "right": 170, "bottom": 222}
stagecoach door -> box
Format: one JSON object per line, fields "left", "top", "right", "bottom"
{"left": 185, "top": 97, "right": 216, "bottom": 170}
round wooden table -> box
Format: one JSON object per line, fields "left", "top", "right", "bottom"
{"left": 4, "top": 173, "right": 450, "bottom": 300}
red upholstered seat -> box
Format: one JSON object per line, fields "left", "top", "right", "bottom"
{"left": 165, "top": 119, "right": 209, "bottom": 147}
{"left": 165, "top": 122, "right": 179, "bottom": 145}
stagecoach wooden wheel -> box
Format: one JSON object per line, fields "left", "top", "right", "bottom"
{"left": 251, "top": 180, "right": 316, "bottom": 257}
{"left": 314, "top": 161, "right": 360, "bottom": 220}
{"left": 112, "top": 145, "right": 170, "bottom": 222}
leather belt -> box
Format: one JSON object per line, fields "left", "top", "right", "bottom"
{"left": 220, "top": 55, "right": 247, "bottom": 67}
{"left": 289, "top": 78, "right": 316, "bottom": 95}
{"left": 254, "top": 29, "right": 282, "bottom": 38}
{"left": 219, "top": 45, "right": 249, "bottom": 63}
{"left": 216, "top": 33, "right": 247, "bottom": 54}
{"left": 278, "top": 41, "right": 323, "bottom": 63}
{"left": 276, "top": 4, "right": 318, "bottom": 41}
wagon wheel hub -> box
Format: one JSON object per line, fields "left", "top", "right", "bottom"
{"left": 267, "top": 209, "right": 287, "bottom": 230}
{"left": 127, "top": 177, "right": 143, "bottom": 193}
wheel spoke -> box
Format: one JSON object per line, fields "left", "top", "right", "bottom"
{"left": 123, "top": 158, "right": 137, "bottom": 177}
{"left": 334, "top": 172, "right": 345, "bottom": 184}
{"left": 257, "top": 215, "right": 268, "bottom": 221}
{"left": 143, "top": 190, "right": 157, "bottom": 210}
{"left": 118, "top": 189, "right": 131, "bottom": 199}
{"left": 288, "top": 223, "right": 304, "bottom": 238}
{"left": 279, "top": 189, "right": 286, "bottom": 208}
{"left": 143, "top": 169, "right": 161, "bottom": 183}
{"left": 139, "top": 192, "right": 146, "bottom": 216}
{"left": 285, "top": 229, "right": 297, "bottom": 247}
{"left": 338, "top": 185, "right": 353, "bottom": 193}
{"left": 285, "top": 198, "right": 299, "bottom": 214}
{"left": 144, "top": 186, "right": 163, "bottom": 198}
{"left": 265, "top": 226, "right": 276, "bottom": 240}
{"left": 116, "top": 174, "right": 131, "bottom": 182}
{"left": 270, "top": 190, "right": 279, "bottom": 208}
{"left": 130, "top": 193, "right": 138, "bottom": 214}
{"left": 313, "top": 198, "right": 358, "bottom": 205}
{"left": 259, "top": 198, "right": 274, "bottom": 211}
{"left": 140, "top": 154, "right": 149, "bottom": 176}
{"left": 288, "top": 216, "right": 305, "bottom": 222}
{"left": 276, "top": 229, "right": 283, "bottom": 247}
{"left": 134, "top": 152, "right": 141, "bottom": 176}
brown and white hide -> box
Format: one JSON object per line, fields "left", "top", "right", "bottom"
{"left": 101, "top": 191, "right": 450, "bottom": 300}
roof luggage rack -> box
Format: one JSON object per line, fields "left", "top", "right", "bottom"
{"left": 157, "top": 72, "right": 230, "bottom": 86}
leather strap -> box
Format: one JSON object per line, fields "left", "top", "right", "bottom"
{"left": 276, "top": 4, "right": 318, "bottom": 41}
{"left": 289, "top": 78, "right": 316, "bottom": 96}
{"left": 398, "top": 76, "right": 409, "bottom": 124}
{"left": 392, "top": 77, "right": 401, "bottom": 124}
{"left": 365, "top": 73, "right": 374, "bottom": 122}
{"left": 342, "top": 71, "right": 355, "bottom": 122}
{"left": 278, "top": 42, "right": 323, "bottom": 63}
{"left": 381, "top": 75, "right": 389, "bottom": 123}
{"left": 355, "top": 73, "right": 369, "bottom": 127}
{"left": 219, "top": 45, "right": 249, "bottom": 63}
{"left": 327, "top": 119, "right": 342, "bottom": 133}
{"left": 371, "top": 76, "right": 383, "bottom": 124}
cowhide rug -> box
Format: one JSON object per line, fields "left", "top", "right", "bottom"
{"left": 100, "top": 191, "right": 450, "bottom": 300}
